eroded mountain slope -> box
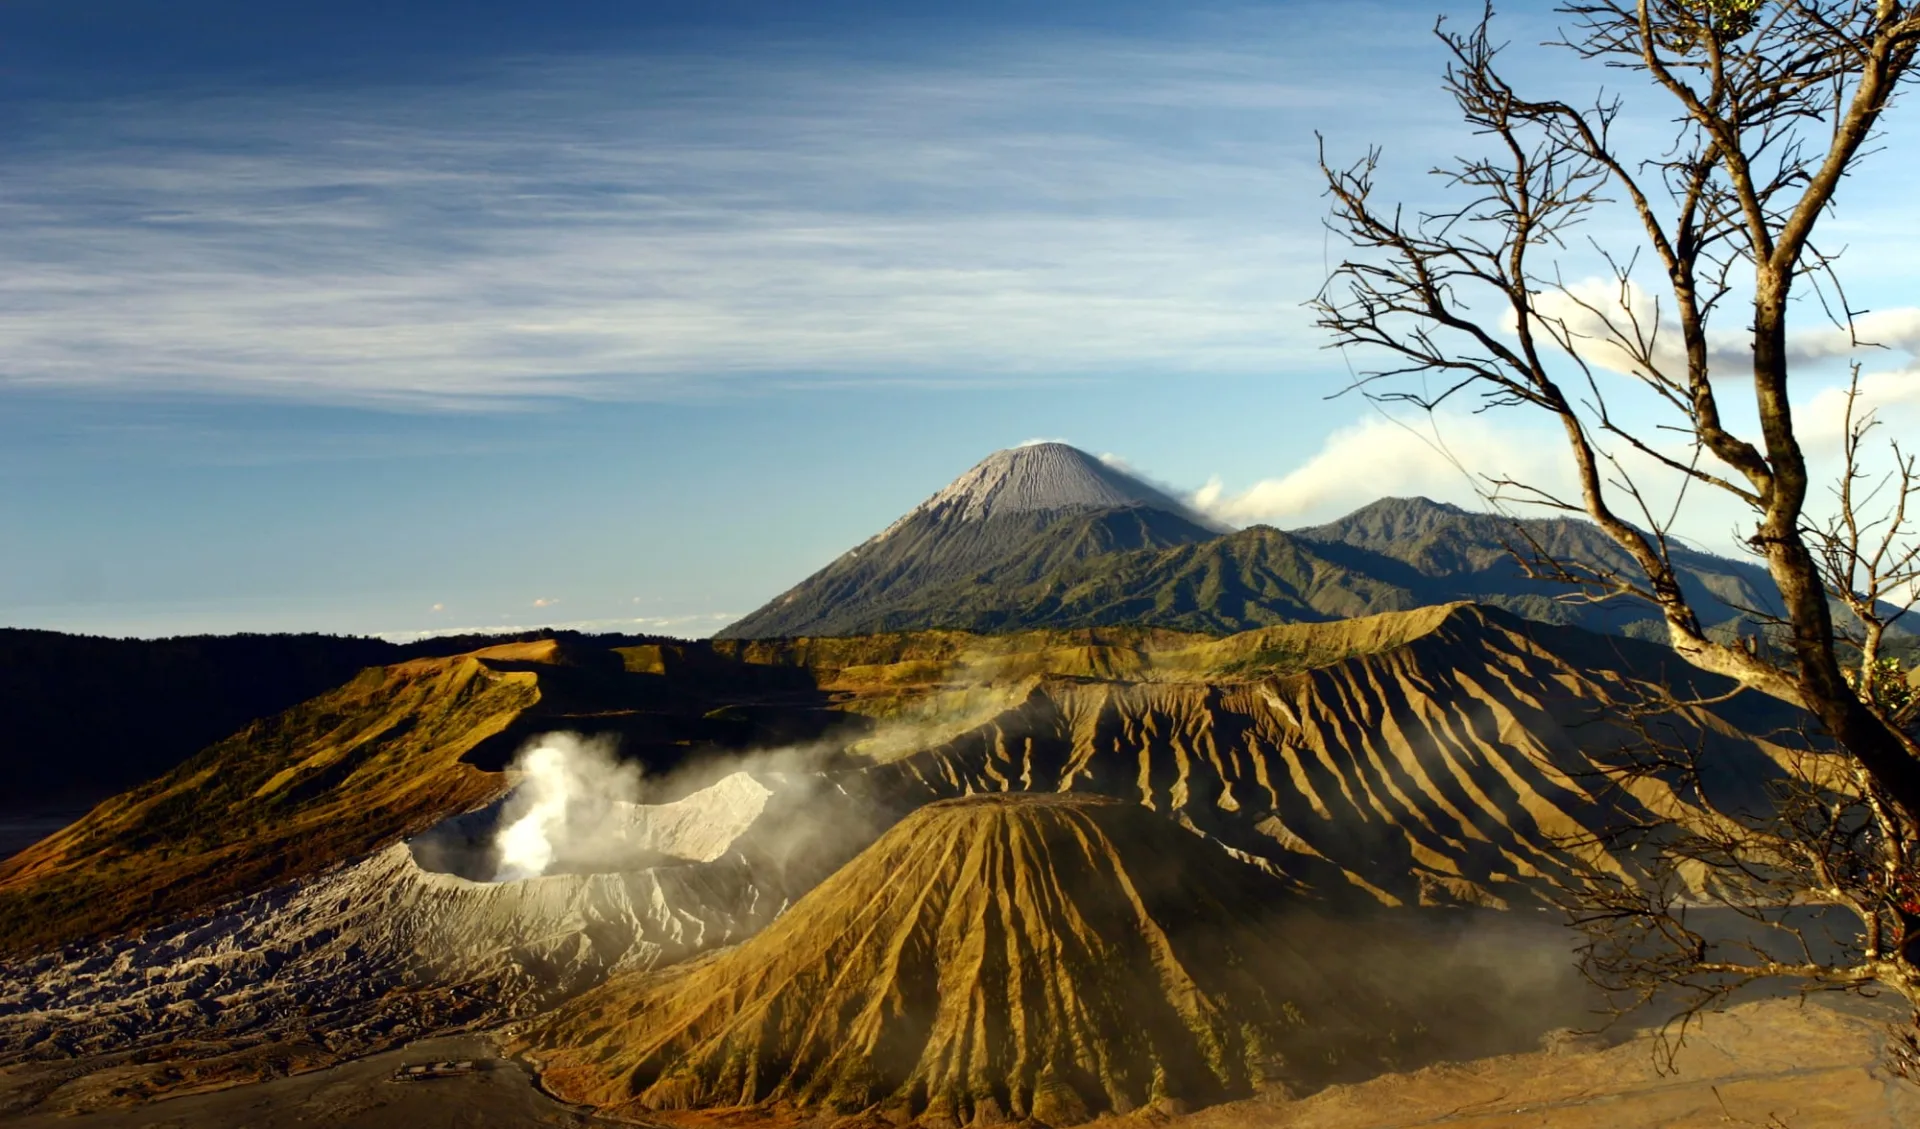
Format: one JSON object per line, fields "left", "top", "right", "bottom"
{"left": 523, "top": 795, "right": 1439, "bottom": 1127}
{"left": 0, "top": 604, "right": 1817, "bottom": 1116}
{"left": 857, "top": 604, "right": 1810, "bottom": 908}
{"left": 0, "top": 772, "right": 864, "bottom": 1091}
{"left": 0, "top": 649, "right": 536, "bottom": 955}
{"left": 0, "top": 639, "right": 856, "bottom": 956}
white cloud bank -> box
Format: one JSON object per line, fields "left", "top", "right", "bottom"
{"left": 1190, "top": 412, "right": 1572, "bottom": 527}
{"left": 1197, "top": 292, "right": 1920, "bottom": 556}
{"left": 1798, "top": 367, "right": 1920, "bottom": 447}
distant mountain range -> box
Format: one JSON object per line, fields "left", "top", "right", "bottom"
{"left": 718, "top": 442, "right": 1791, "bottom": 642}
{"left": 3, "top": 442, "right": 1901, "bottom": 834}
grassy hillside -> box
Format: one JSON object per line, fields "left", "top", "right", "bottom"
{"left": 0, "top": 650, "right": 538, "bottom": 954}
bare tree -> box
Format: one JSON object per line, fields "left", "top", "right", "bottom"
{"left": 1563, "top": 685, "right": 1920, "bottom": 1067}
{"left": 1311, "top": 0, "right": 1920, "bottom": 1037}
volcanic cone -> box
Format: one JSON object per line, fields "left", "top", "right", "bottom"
{"left": 524, "top": 793, "right": 1413, "bottom": 1126}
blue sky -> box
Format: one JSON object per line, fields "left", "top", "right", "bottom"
{"left": 5, "top": 1, "right": 1919, "bottom": 639}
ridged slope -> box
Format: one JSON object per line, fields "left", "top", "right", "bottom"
{"left": 524, "top": 794, "right": 1401, "bottom": 1125}
{"left": 718, "top": 445, "right": 1221, "bottom": 639}
{"left": 891, "top": 442, "right": 1208, "bottom": 525}
{"left": 1293, "top": 497, "right": 1787, "bottom": 639}
{"left": 879, "top": 525, "right": 1415, "bottom": 635}
{"left": 0, "top": 649, "right": 541, "bottom": 955}
{"left": 0, "top": 633, "right": 872, "bottom": 957}
{"left": 0, "top": 773, "right": 838, "bottom": 1071}
{"left": 725, "top": 480, "right": 1820, "bottom": 642}
{"left": 828, "top": 503, "right": 1808, "bottom": 642}
{"left": 859, "top": 605, "right": 1809, "bottom": 908}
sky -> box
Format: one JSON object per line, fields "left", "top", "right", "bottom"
{"left": 4, "top": 0, "right": 1919, "bottom": 640}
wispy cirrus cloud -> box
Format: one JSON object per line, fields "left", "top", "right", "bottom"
{"left": 0, "top": 19, "right": 1447, "bottom": 409}
{"left": 1509, "top": 280, "right": 1920, "bottom": 449}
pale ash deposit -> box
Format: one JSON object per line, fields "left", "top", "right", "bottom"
{"left": 0, "top": 770, "right": 805, "bottom": 1065}
{"left": 881, "top": 442, "right": 1218, "bottom": 532}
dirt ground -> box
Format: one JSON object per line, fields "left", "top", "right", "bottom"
{"left": 1179, "top": 996, "right": 1920, "bottom": 1129}
{"left": 1, "top": 997, "right": 1914, "bottom": 1128}
{"left": 0, "top": 1033, "right": 630, "bottom": 1129}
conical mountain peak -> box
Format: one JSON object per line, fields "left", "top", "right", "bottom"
{"left": 523, "top": 793, "right": 1410, "bottom": 1124}
{"left": 903, "top": 442, "right": 1208, "bottom": 526}
{"left": 715, "top": 441, "right": 1223, "bottom": 639}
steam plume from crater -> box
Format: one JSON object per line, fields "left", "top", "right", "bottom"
{"left": 490, "top": 733, "right": 642, "bottom": 881}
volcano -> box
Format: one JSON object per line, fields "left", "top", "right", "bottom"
{"left": 716, "top": 443, "right": 1224, "bottom": 639}
{"left": 2, "top": 608, "right": 1778, "bottom": 1113}
{"left": 522, "top": 793, "right": 1432, "bottom": 1126}
{"left": 894, "top": 441, "right": 1211, "bottom": 525}
{"left": 715, "top": 442, "right": 1810, "bottom": 643}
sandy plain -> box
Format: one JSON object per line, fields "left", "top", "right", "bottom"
{"left": 1183, "top": 996, "right": 1920, "bottom": 1129}
{"left": 1, "top": 996, "right": 1914, "bottom": 1128}
{"left": 0, "top": 1033, "right": 625, "bottom": 1129}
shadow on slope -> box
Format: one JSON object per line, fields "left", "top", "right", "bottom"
{"left": 851, "top": 604, "right": 1812, "bottom": 910}
{"left": 0, "top": 638, "right": 862, "bottom": 957}
{"left": 523, "top": 794, "right": 1595, "bottom": 1127}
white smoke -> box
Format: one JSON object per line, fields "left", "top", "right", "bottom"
{"left": 1188, "top": 411, "right": 1571, "bottom": 527}
{"left": 478, "top": 699, "right": 1021, "bottom": 884}
{"left": 490, "top": 733, "right": 643, "bottom": 881}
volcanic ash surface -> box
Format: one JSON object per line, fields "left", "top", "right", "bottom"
{"left": 0, "top": 771, "right": 838, "bottom": 1069}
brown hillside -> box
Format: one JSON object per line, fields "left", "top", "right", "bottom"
{"left": 858, "top": 604, "right": 1812, "bottom": 908}
{"left": 523, "top": 794, "right": 1435, "bottom": 1127}
{"left": 0, "top": 636, "right": 857, "bottom": 957}
{"left": 0, "top": 604, "right": 1810, "bottom": 955}
{"left": 0, "top": 653, "right": 537, "bottom": 955}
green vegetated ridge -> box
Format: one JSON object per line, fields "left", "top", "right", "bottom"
{"left": 1293, "top": 496, "right": 1786, "bottom": 641}
{"left": 721, "top": 495, "right": 1795, "bottom": 643}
